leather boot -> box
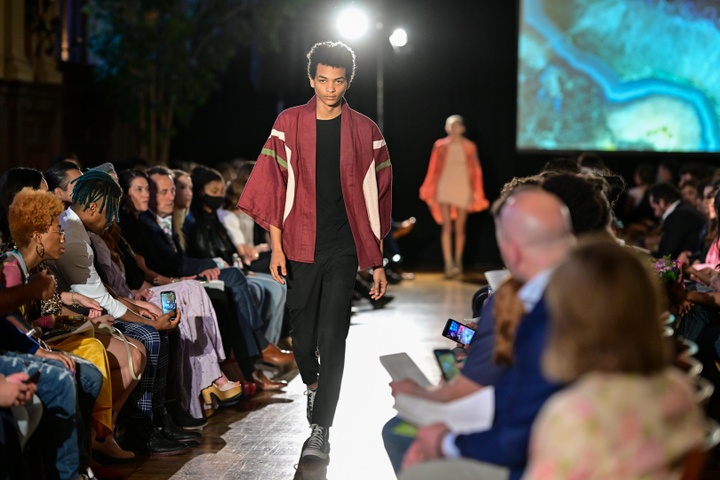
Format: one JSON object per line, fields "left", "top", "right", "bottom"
{"left": 156, "top": 413, "right": 201, "bottom": 446}
{"left": 261, "top": 343, "right": 295, "bottom": 367}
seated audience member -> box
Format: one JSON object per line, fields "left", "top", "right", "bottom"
{"left": 0, "top": 351, "right": 94, "bottom": 480}
{"left": 0, "top": 168, "right": 49, "bottom": 251}
{"left": 678, "top": 180, "right": 720, "bottom": 267}
{"left": 218, "top": 163, "right": 272, "bottom": 272}
{"left": 648, "top": 182, "right": 706, "bottom": 259}
{"left": 187, "top": 165, "right": 287, "bottom": 345}
{"left": 46, "top": 160, "right": 84, "bottom": 207}
{"left": 80, "top": 168, "right": 245, "bottom": 420}
{"left": 2, "top": 187, "right": 140, "bottom": 464}
{"left": 392, "top": 188, "right": 574, "bottom": 479}
{"left": 171, "top": 169, "right": 193, "bottom": 251}
{"left": 523, "top": 240, "right": 705, "bottom": 480}
{"left": 657, "top": 159, "right": 681, "bottom": 186}
{"left": 46, "top": 170, "right": 194, "bottom": 456}
{"left": 622, "top": 163, "right": 656, "bottom": 227}
{"left": 119, "top": 167, "right": 290, "bottom": 390}
{"left": 0, "top": 365, "right": 39, "bottom": 479}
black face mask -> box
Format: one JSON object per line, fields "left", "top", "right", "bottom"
{"left": 202, "top": 195, "right": 224, "bottom": 211}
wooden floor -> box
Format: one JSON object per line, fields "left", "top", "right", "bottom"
{"left": 112, "top": 272, "right": 479, "bottom": 480}
{"left": 109, "top": 271, "right": 720, "bottom": 480}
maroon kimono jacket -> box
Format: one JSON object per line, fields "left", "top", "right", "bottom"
{"left": 238, "top": 96, "right": 392, "bottom": 270}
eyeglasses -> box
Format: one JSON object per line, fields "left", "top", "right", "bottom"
{"left": 51, "top": 229, "right": 66, "bottom": 239}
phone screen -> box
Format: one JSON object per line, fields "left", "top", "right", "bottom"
{"left": 442, "top": 319, "right": 476, "bottom": 345}
{"left": 160, "top": 291, "right": 177, "bottom": 319}
{"left": 434, "top": 349, "right": 460, "bottom": 381}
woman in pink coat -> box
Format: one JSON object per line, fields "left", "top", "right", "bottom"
{"left": 419, "top": 115, "right": 489, "bottom": 278}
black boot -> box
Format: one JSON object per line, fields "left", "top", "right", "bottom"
{"left": 166, "top": 400, "right": 208, "bottom": 431}
{"left": 122, "top": 418, "right": 189, "bottom": 457}
{"left": 156, "top": 413, "right": 201, "bottom": 446}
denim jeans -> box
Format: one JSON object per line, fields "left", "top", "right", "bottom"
{"left": 0, "top": 351, "right": 102, "bottom": 480}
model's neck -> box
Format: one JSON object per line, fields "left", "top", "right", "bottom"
{"left": 316, "top": 102, "right": 342, "bottom": 120}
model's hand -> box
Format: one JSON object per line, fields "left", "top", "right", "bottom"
{"left": 28, "top": 271, "right": 56, "bottom": 300}
{"left": 369, "top": 267, "right": 387, "bottom": 300}
{"left": 199, "top": 268, "right": 221, "bottom": 281}
{"left": 401, "top": 423, "right": 449, "bottom": 470}
{"left": 270, "top": 250, "right": 287, "bottom": 285}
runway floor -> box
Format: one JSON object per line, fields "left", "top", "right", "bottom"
{"left": 111, "top": 271, "right": 720, "bottom": 479}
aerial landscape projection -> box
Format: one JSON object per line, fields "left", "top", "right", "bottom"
{"left": 517, "top": 0, "right": 720, "bottom": 152}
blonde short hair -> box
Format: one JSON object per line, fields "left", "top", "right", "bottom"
{"left": 543, "top": 237, "right": 668, "bottom": 382}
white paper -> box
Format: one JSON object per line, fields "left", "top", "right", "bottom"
{"left": 393, "top": 387, "right": 495, "bottom": 434}
{"left": 379, "top": 352, "right": 432, "bottom": 388}
{"left": 201, "top": 279, "right": 225, "bottom": 291}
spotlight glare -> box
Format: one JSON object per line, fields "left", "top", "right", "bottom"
{"left": 389, "top": 28, "right": 408, "bottom": 47}
{"left": 337, "top": 7, "right": 369, "bottom": 39}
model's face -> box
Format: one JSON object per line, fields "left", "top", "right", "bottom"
{"left": 37, "top": 216, "right": 66, "bottom": 260}
{"left": 151, "top": 174, "right": 176, "bottom": 218}
{"left": 446, "top": 121, "right": 465, "bottom": 136}
{"left": 174, "top": 174, "right": 193, "bottom": 209}
{"left": 126, "top": 177, "right": 150, "bottom": 213}
{"left": 310, "top": 64, "right": 348, "bottom": 110}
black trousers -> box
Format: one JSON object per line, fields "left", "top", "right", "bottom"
{"left": 286, "top": 241, "right": 358, "bottom": 427}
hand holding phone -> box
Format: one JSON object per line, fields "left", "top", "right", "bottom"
{"left": 160, "top": 291, "right": 177, "bottom": 321}
{"left": 434, "top": 349, "right": 461, "bottom": 381}
{"left": 441, "top": 318, "right": 476, "bottom": 346}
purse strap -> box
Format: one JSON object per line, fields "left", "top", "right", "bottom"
{"left": 95, "top": 323, "right": 143, "bottom": 381}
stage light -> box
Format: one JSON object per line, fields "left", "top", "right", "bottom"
{"left": 389, "top": 28, "right": 408, "bottom": 48}
{"left": 337, "top": 7, "right": 369, "bottom": 39}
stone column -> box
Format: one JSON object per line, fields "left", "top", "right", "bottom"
{"left": 0, "top": 0, "right": 34, "bottom": 81}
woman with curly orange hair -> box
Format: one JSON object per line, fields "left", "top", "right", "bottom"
{"left": 3, "top": 187, "right": 141, "bottom": 463}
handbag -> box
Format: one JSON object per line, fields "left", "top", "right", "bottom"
{"left": 93, "top": 322, "right": 143, "bottom": 381}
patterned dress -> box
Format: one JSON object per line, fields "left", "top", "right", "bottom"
{"left": 523, "top": 369, "right": 705, "bottom": 480}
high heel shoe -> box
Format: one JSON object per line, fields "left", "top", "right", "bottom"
{"left": 201, "top": 381, "right": 244, "bottom": 407}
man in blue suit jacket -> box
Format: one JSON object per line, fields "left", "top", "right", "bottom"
{"left": 399, "top": 188, "right": 576, "bottom": 480}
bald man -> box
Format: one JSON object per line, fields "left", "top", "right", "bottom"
{"left": 387, "top": 188, "right": 575, "bottom": 480}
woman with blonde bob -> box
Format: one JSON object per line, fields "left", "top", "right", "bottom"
{"left": 524, "top": 239, "right": 706, "bottom": 480}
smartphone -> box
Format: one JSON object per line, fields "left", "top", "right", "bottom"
{"left": 160, "top": 291, "right": 177, "bottom": 320}
{"left": 434, "top": 349, "right": 461, "bottom": 381}
{"left": 441, "top": 318, "right": 476, "bottom": 346}
{"left": 24, "top": 370, "right": 41, "bottom": 384}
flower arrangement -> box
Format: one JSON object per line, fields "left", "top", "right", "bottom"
{"left": 652, "top": 255, "right": 683, "bottom": 285}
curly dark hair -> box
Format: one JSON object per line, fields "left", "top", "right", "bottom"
{"left": 306, "top": 41, "right": 356, "bottom": 84}
{"left": 541, "top": 174, "right": 609, "bottom": 235}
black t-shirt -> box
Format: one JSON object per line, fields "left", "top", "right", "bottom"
{"left": 315, "top": 115, "right": 353, "bottom": 251}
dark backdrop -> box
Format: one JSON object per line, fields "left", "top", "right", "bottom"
{"left": 170, "top": 0, "right": 719, "bottom": 270}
